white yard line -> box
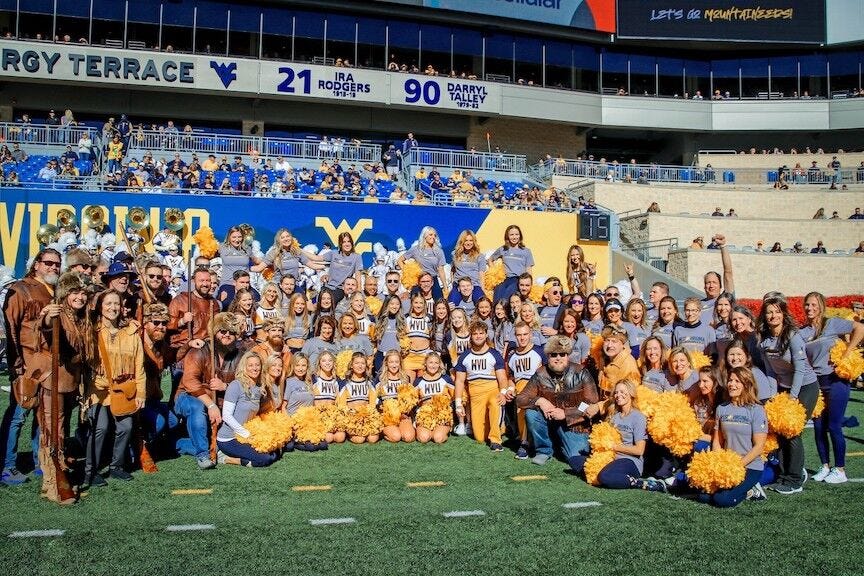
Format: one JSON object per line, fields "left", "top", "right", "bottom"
{"left": 165, "top": 524, "right": 216, "bottom": 532}
{"left": 8, "top": 529, "right": 65, "bottom": 538}
{"left": 309, "top": 517, "right": 356, "bottom": 526}
{"left": 562, "top": 501, "right": 602, "bottom": 509}
{"left": 442, "top": 510, "right": 486, "bottom": 518}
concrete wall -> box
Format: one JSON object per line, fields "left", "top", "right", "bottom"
{"left": 667, "top": 249, "right": 864, "bottom": 298}
{"left": 699, "top": 152, "right": 864, "bottom": 169}
{"left": 466, "top": 117, "right": 587, "bottom": 166}
{"left": 565, "top": 180, "right": 864, "bottom": 221}
{"left": 620, "top": 213, "right": 863, "bottom": 253}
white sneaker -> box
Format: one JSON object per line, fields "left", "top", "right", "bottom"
{"left": 453, "top": 423, "right": 467, "bottom": 437}
{"left": 824, "top": 468, "right": 848, "bottom": 484}
{"left": 812, "top": 466, "right": 831, "bottom": 482}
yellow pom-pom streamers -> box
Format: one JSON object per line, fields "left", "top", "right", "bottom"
{"left": 813, "top": 392, "right": 825, "bottom": 419}
{"left": 689, "top": 350, "right": 712, "bottom": 370}
{"left": 237, "top": 411, "right": 293, "bottom": 453}
{"left": 335, "top": 349, "right": 354, "bottom": 380}
{"left": 761, "top": 432, "right": 779, "bottom": 460}
{"left": 381, "top": 399, "right": 402, "bottom": 428}
{"left": 764, "top": 392, "right": 807, "bottom": 438}
{"left": 365, "top": 296, "right": 382, "bottom": 316}
{"left": 584, "top": 451, "right": 616, "bottom": 486}
{"left": 400, "top": 260, "right": 422, "bottom": 291}
{"left": 292, "top": 406, "right": 328, "bottom": 444}
{"left": 589, "top": 421, "right": 622, "bottom": 453}
{"left": 645, "top": 392, "right": 702, "bottom": 457}
{"left": 192, "top": 227, "right": 219, "bottom": 259}
{"left": 346, "top": 403, "right": 383, "bottom": 437}
{"left": 830, "top": 340, "right": 864, "bottom": 381}
{"left": 416, "top": 393, "right": 453, "bottom": 429}
{"left": 482, "top": 261, "right": 505, "bottom": 294}
{"left": 397, "top": 383, "right": 420, "bottom": 414}
{"left": 686, "top": 449, "right": 746, "bottom": 494}
{"left": 318, "top": 403, "right": 350, "bottom": 433}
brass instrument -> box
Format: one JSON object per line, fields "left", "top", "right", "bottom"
{"left": 163, "top": 208, "right": 185, "bottom": 232}
{"left": 37, "top": 224, "right": 60, "bottom": 246}
{"left": 56, "top": 208, "right": 77, "bottom": 230}
{"left": 125, "top": 207, "right": 150, "bottom": 231}
{"left": 82, "top": 206, "right": 106, "bottom": 233}
{"left": 238, "top": 223, "right": 254, "bottom": 247}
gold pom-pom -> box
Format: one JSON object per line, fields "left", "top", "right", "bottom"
{"left": 397, "top": 383, "right": 420, "bottom": 414}
{"left": 634, "top": 385, "right": 662, "bottom": 420}
{"left": 261, "top": 266, "right": 275, "bottom": 281}
{"left": 318, "top": 403, "right": 350, "bottom": 433}
{"left": 825, "top": 306, "right": 855, "bottom": 321}
{"left": 584, "top": 451, "right": 616, "bottom": 486}
{"left": 762, "top": 432, "right": 779, "bottom": 459}
{"left": 366, "top": 296, "right": 382, "bottom": 316}
{"left": 764, "top": 392, "right": 807, "bottom": 438}
{"left": 400, "top": 260, "right": 422, "bottom": 291}
{"left": 381, "top": 398, "right": 402, "bottom": 427}
{"left": 830, "top": 340, "right": 864, "bottom": 381}
{"left": 482, "top": 260, "right": 506, "bottom": 294}
{"left": 237, "top": 411, "right": 293, "bottom": 453}
{"left": 588, "top": 331, "right": 604, "bottom": 367}
{"left": 292, "top": 406, "right": 327, "bottom": 444}
{"left": 416, "top": 393, "right": 453, "bottom": 429}
{"left": 589, "top": 421, "right": 622, "bottom": 453}
{"left": 689, "top": 350, "right": 712, "bottom": 370}
{"left": 335, "top": 349, "right": 354, "bottom": 380}
{"left": 686, "top": 449, "right": 746, "bottom": 494}
{"left": 813, "top": 392, "right": 825, "bottom": 419}
{"left": 346, "top": 403, "right": 383, "bottom": 437}
{"left": 192, "top": 227, "right": 219, "bottom": 259}
{"left": 528, "top": 284, "right": 544, "bottom": 305}
{"left": 646, "top": 392, "right": 702, "bottom": 457}
{"left": 399, "top": 335, "right": 411, "bottom": 352}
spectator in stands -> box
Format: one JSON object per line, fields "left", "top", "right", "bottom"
{"left": 58, "top": 109, "right": 77, "bottom": 144}
{"left": 813, "top": 208, "right": 826, "bottom": 219}
{"left": 792, "top": 242, "right": 805, "bottom": 253}
{"left": 201, "top": 154, "right": 218, "bottom": 172}
{"left": 849, "top": 208, "right": 863, "bottom": 220}
{"left": 811, "top": 241, "right": 827, "bottom": 254}
{"left": 402, "top": 133, "right": 419, "bottom": 156}
{"left": 691, "top": 236, "right": 704, "bottom": 249}
{"left": 711, "top": 207, "right": 724, "bottom": 217}
{"left": 231, "top": 156, "right": 247, "bottom": 172}
{"left": 77, "top": 132, "right": 93, "bottom": 162}
{"left": 828, "top": 156, "right": 841, "bottom": 189}
{"left": 857, "top": 161, "right": 864, "bottom": 182}
{"left": 60, "top": 145, "right": 78, "bottom": 164}
{"left": 706, "top": 237, "right": 722, "bottom": 250}
{"left": 11, "top": 143, "right": 27, "bottom": 163}
{"left": 726, "top": 209, "right": 737, "bottom": 217}
{"left": 808, "top": 161, "right": 822, "bottom": 183}
{"left": 647, "top": 202, "right": 660, "bottom": 213}
{"left": 46, "top": 109, "right": 60, "bottom": 142}
{"left": 693, "top": 91, "right": 704, "bottom": 100}
{"left": 117, "top": 114, "right": 132, "bottom": 151}
{"left": 755, "top": 241, "right": 765, "bottom": 252}
{"left": 855, "top": 241, "right": 864, "bottom": 256}
{"left": 38, "top": 159, "right": 58, "bottom": 180}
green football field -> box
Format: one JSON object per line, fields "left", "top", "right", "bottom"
{"left": 1, "top": 375, "right": 863, "bottom": 576}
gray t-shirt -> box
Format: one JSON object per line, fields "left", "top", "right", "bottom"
{"left": 301, "top": 337, "right": 338, "bottom": 370}
{"left": 611, "top": 409, "right": 648, "bottom": 475}
{"left": 568, "top": 332, "right": 591, "bottom": 365}
{"left": 641, "top": 368, "right": 673, "bottom": 392}
{"left": 673, "top": 322, "right": 717, "bottom": 354}
{"left": 760, "top": 331, "right": 817, "bottom": 397}
{"left": 378, "top": 317, "right": 401, "bottom": 353}
{"left": 623, "top": 322, "right": 650, "bottom": 350}
{"left": 218, "top": 380, "right": 262, "bottom": 440}
{"left": 323, "top": 251, "right": 363, "bottom": 289}
{"left": 490, "top": 246, "right": 534, "bottom": 278}
{"left": 283, "top": 377, "right": 314, "bottom": 415}
{"left": 753, "top": 367, "right": 777, "bottom": 402}
{"left": 404, "top": 244, "right": 446, "bottom": 276}
{"left": 715, "top": 402, "right": 767, "bottom": 471}
{"left": 669, "top": 369, "right": 699, "bottom": 392}
{"left": 263, "top": 247, "right": 310, "bottom": 281}
{"left": 799, "top": 317, "right": 855, "bottom": 376}
{"left": 452, "top": 254, "right": 487, "bottom": 287}
{"left": 218, "top": 243, "right": 253, "bottom": 281}
{"left": 337, "top": 334, "right": 373, "bottom": 356}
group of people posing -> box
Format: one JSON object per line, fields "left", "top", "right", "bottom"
{"left": 2, "top": 222, "right": 861, "bottom": 510}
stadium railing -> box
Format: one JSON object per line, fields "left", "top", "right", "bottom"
{"left": 404, "top": 148, "right": 527, "bottom": 174}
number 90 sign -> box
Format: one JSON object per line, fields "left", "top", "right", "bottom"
{"left": 404, "top": 79, "right": 440, "bottom": 106}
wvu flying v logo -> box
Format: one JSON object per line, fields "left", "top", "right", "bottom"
{"left": 315, "top": 217, "right": 372, "bottom": 254}
{"left": 210, "top": 61, "right": 237, "bottom": 88}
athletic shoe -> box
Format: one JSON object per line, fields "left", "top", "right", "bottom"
{"left": 85, "top": 473, "right": 108, "bottom": 488}
{"left": 196, "top": 456, "right": 216, "bottom": 470}
{"left": 109, "top": 469, "right": 133, "bottom": 481}
{"left": 746, "top": 483, "right": 768, "bottom": 501}
{"left": 812, "top": 466, "right": 831, "bottom": 482}
{"left": 531, "top": 454, "right": 551, "bottom": 465}
{"left": 804, "top": 419, "right": 814, "bottom": 429}
{"left": 802, "top": 467, "right": 809, "bottom": 484}
{"left": 489, "top": 443, "right": 504, "bottom": 452}
{"left": 1, "top": 468, "right": 29, "bottom": 486}
{"left": 217, "top": 450, "right": 228, "bottom": 465}
{"left": 823, "top": 468, "right": 848, "bottom": 484}
{"left": 774, "top": 484, "right": 803, "bottom": 495}
{"left": 453, "top": 423, "right": 467, "bottom": 436}
{"left": 637, "top": 478, "right": 668, "bottom": 493}
{"left": 514, "top": 445, "right": 529, "bottom": 460}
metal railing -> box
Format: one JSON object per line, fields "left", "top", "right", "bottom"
{"left": 405, "top": 147, "right": 527, "bottom": 174}
{"left": 621, "top": 238, "right": 680, "bottom": 273}
{"left": 0, "top": 121, "right": 98, "bottom": 147}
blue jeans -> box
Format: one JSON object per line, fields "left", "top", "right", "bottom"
{"left": 814, "top": 374, "right": 851, "bottom": 467}
{"left": 598, "top": 458, "right": 641, "bottom": 489}
{"left": 217, "top": 439, "right": 278, "bottom": 467}
{"left": 173, "top": 392, "right": 210, "bottom": 459}
{"left": 2, "top": 403, "right": 39, "bottom": 471}
{"left": 141, "top": 399, "right": 179, "bottom": 440}
{"left": 702, "top": 468, "right": 762, "bottom": 508}
{"left": 525, "top": 408, "right": 589, "bottom": 460}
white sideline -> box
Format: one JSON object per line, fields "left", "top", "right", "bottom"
{"left": 165, "top": 524, "right": 216, "bottom": 532}
{"left": 309, "top": 517, "right": 356, "bottom": 526}
{"left": 442, "top": 510, "right": 486, "bottom": 518}
{"left": 8, "top": 529, "right": 65, "bottom": 538}
{"left": 562, "top": 502, "right": 602, "bottom": 509}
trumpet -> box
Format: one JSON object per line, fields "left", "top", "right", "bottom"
{"left": 82, "top": 206, "right": 106, "bottom": 233}
{"left": 125, "top": 207, "right": 150, "bottom": 231}
{"left": 37, "top": 224, "right": 60, "bottom": 246}
{"left": 238, "top": 223, "right": 254, "bottom": 247}
{"left": 57, "top": 208, "right": 77, "bottom": 230}
{"left": 163, "top": 208, "right": 185, "bottom": 232}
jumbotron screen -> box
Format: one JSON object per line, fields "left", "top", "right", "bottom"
{"left": 616, "top": 0, "right": 826, "bottom": 43}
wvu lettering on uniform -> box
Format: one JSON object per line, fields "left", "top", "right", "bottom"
{"left": 406, "top": 315, "right": 432, "bottom": 339}
{"left": 455, "top": 348, "right": 506, "bottom": 445}
{"left": 378, "top": 378, "right": 404, "bottom": 401}
{"left": 339, "top": 379, "right": 377, "bottom": 404}
{"left": 506, "top": 345, "right": 546, "bottom": 441}
{"left": 415, "top": 375, "right": 454, "bottom": 402}
{"left": 313, "top": 376, "right": 341, "bottom": 401}
{"left": 447, "top": 333, "right": 470, "bottom": 366}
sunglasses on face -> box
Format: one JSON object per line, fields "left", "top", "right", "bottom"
{"left": 147, "top": 274, "right": 162, "bottom": 279}
{"left": 386, "top": 279, "right": 399, "bottom": 284}
{"left": 551, "top": 290, "right": 561, "bottom": 296}
{"left": 40, "top": 260, "right": 61, "bottom": 268}
{"left": 571, "top": 300, "right": 584, "bottom": 305}
{"left": 217, "top": 329, "right": 236, "bottom": 336}
{"left": 548, "top": 352, "right": 568, "bottom": 358}
{"left": 75, "top": 264, "right": 94, "bottom": 271}
{"left": 149, "top": 320, "right": 168, "bottom": 326}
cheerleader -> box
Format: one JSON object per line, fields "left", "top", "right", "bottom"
{"left": 217, "top": 226, "right": 263, "bottom": 286}
{"left": 448, "top": 230, "right": 487, "bottom": 306}
{"left": 564, "top": 244, "right": 595, "bottom": 297}
{"left": 517, "top": 301, "right": 544, "bottom": 347}
{"left": 284, "top": 293, "right": 312, "bottom": 352}
{"left": 582, "top": 293, "right": 605, "bottom": 333}
{"left": 729, "top": 304, "right": 764, "bottom": 372}
{"left": 372, "top": 295, "right": 405, "bottom": 375}
{"left": 624, "top": 298, "right": 651, "bottom": 359}
{"left": 652, "top": 296, "right": 683, "bottom": 349}
{"left": 472, "top": 296, "right": 495, "bottom": 337}
{"left": 282, "top": 353, "right": 314, "bottom": 415}
{"left": 492, "top": 299, "right": 514, "bottom": 357}
{"left": 667, "top": 346, "right": 699, "bottom": 392}
{"left": 311, "top": 351, "right": 345, "bottom": 444}
{"left": 706, "top": 367, "right": 768, "bottom": 507}
{"left": 404, "top": 293, "right": 433, "bottom": 379}
{"left": 346, "top": 292, "right": 376, "bottom": 338}
{"left": 312, "top": 290, "right": 336, "bottom": 326}
{"left": 397, "top": 226, "right": 448, "bottom": 299}
{"left": 377, "top": 350, "right": 415, "bottom": 442}
{"left": 339, "top": 352, "right": 380, "bottom": 444}
{"left": 673, "top": 297, "right": 717, "bottom": 355}
{"left": 415, "top": 352, "right": 455, "bottom": 444}
{"left": 558, "top": 308, "right": 590, "bottom": 366}
{"left": 335, "top": 313, "right": 373, "bottom": 357}
{"left": 639, "top": 336, "right": 673, "bottom": 392}
{"left": 488, "top": 225, "right": 534, "bottom": 303}
{"left": 454, "top": 320, "right": 509, "bottom": 451}
{"left": 507, "top": 321, "right": 547, "bottom": 459}
{"left": 227, "top": 288, "right": 256, "bottom": 342}
{"left": 301, "top": 316, "right": 338, "bottom": 371}
{"left": 566, "top": 293, "right": 586, "bottom": 325}
{"left": 712, "top": 292, "right": 736, "bottom": 360}
{"left": 800, "top": 291, "right": 864, "bottom": 484}
{"left": 758, "top": 293, "right": 818, "bottom": 494}
{"left": 722, "top": 338, "right": 776, "bottom": 402}
{"left": 254, "top": 282, "right": 283, "bottom": 341}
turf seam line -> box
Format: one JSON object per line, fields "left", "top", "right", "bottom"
{"left": 292, "top": 485, "right": 333, "bottom": 492}
{"left": 165, "top": 524, "right": 216, "bottom": 532}
{"left": 845, "top": 451, "right": 864, "bottom": 457}
{"left": 442, "top": 510, "right": 486, "bottom": 518}
{"left": 406, "top": 481, "right": 446, "bottom": 488}
{"left": 847, "top": 478, "right": 864, "bottom": 483}
{"left": 562, "top": 501, "right": 602, "bottom": 509}
{"left": 8, "top": 529, "right": 65, "bottom": 538}
{"left": 511, "top": 475, "right": 548, "bottom": 481}
{"left": 309, "top": 517, "right": 356, "bottom": 526}
{"left": 171, "top": 489, "right": 214, "bottom": 495}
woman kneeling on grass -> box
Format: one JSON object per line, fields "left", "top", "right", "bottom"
{"left": 378, "top": 350, "right": 415, "bottom": 443}
{"left": 312, "top": 351, "right": 346, "bottom": 444}
{"left": 415, "top": 352, "right": 455, "bottom": 444}
{"left": 339, "top": 352, "right": 380, "bottom": 444}
{"left": 217, "top": 352, "right": 279, "bottom": 467}
{"left": 702, "top": 367, "right": 768, "bottom": 507}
